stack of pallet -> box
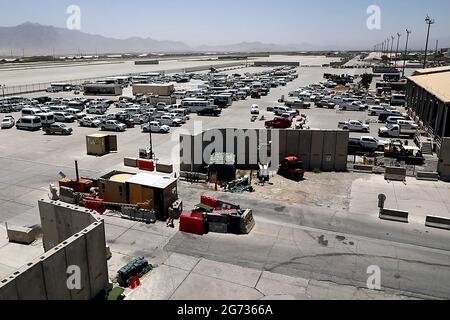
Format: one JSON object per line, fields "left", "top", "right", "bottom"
{"left": 179, "top": 195, "right": 255, "bottom": 236}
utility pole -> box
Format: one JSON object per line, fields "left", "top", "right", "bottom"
{"left": 402, "top": 29, "right": 412, "bottom": 78}
{"left": 395, "top": 33, "right": 401, "bottom": 68}
{"left": 423, "top": 15, "right": 435, "bottom": 69}
{"left": 390, "top": 35, "right": 395, "bottom": 65}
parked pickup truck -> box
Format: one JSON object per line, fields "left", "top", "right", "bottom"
{"left": 285, "top": 100, "right": 311, "bottom": 109}
{"left": 338, "top": 120, "right": 370, "bottom": 133}
{"left": 378, "top": 123, "right": 418, "bottom": 138}
{"left": 43, "top": 123, "right": 73, "bottom": 135}
{"left": 100, "top": 120, "right": 127, "bottom": 132}
{"left": 265, "top": 117, "right": 292, "bottom": 129}
{"left": 197, "top": 107, "right": 222, "bottom": 117}
{"left": 350, "top": 136, "right": 388, "bottom": 152}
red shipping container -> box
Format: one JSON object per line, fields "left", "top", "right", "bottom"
{"left": 179, "top": 214, "right": 205, "bottom": 235}
{"left": 191, "top": 211, "right": 205, "bottom": 219}
{"left": 200, "top": 195, "right": 218, "bottom": 209}
{"left": 138, "top": 160, "right": 155, "bottom": 172}
{"left": 84, "top": 197, "right": 106, "bottom": 214}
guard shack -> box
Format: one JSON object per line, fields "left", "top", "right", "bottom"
{"left": 86, "top": 134, "right": 118, "bottom": 156}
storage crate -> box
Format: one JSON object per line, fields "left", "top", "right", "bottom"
{"left": 207, "top": 222, "right": 229, "bottom": 234}
{"left": 138, "top": 160, "right": 155, "bottom": 171}
{"left": 206, "top": 212, "right": 230, "bottom": 224}
{"left": 180, "top": 214, "right": 205, "bottom": 235}
{"left": 201, "top": 195, "right": 218, "bottom": 208}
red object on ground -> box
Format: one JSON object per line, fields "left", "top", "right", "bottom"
{"left": 129, "top": 275, "right": 141, "bottom": 289}
{"left": 179, "top": 214, "right": 205, "bottom": 235}
{"left": 191, "top": 211, "right": 205, "bottom": 219}
{"left": 200, "top": 195, "right": 218, "bottom": 209}
{"left": 211, "top": 209, "right": 239, "bottom": 216}
{"left": 137, "top": 159, "right": 155, "bottom": 171}
{"left": 83, "top": 196, "right": 106, "bottom": 214}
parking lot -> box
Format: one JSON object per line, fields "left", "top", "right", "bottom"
{"left": 2, "top": 55, "right": 450, "bottom": 299}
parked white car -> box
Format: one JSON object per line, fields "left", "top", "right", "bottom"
{"left": 100, "top": 120, "right": 126, "bottom": 132}
{"left": 142, "top": 121, "right": 170, "bottom": 133}
{"left": 1, "top": 116, "right": 15, "bottom": 129}
{"left": 251, "top": 104, "right": 260, "bottom": 115}
{"left": 79, "top": 116, "right": 101, "bottom": 127}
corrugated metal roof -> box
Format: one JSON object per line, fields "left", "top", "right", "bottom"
{"left": 127, "top": 173, "right": 176, "bottom": 189}
{"left": 408, "top": 68, "right": 450, "bottom": 103}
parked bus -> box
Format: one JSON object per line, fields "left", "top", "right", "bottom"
{"left": 181, "top": 99, "right": 214, "bottom": 113}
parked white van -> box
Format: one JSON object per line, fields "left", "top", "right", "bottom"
{"left": 22, "top": 108, "right": 42, "bottom": 116}
{"left": 16, "top": 116, "right": 42, "bottom": 131}
{"left": 36, "top": 113, "right": 56, "bottom": 125}
{"left": 49, "top": 105, "right": 68, "bottom": 113}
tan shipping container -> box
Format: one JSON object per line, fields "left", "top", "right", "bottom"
{"left": 132, "top": 84, "right": 174, "bottom": 96}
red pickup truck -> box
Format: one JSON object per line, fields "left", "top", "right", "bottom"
{"left": 265, "top": 117, "right": 292, "bottom": 129}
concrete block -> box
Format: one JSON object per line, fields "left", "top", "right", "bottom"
{"left": 379, "top": 208, "right": 409, "bottom": 223}
{"left": 286, "top": 130, "right": 300, "bottom": 156}
{"left": 335, "top": 130, "right": 349, "bottom": 171}
{"left": 156, "top": 162, "right": 173, "bottom": 174}
{"left": 353, "top": 165, "right": 374, "bottom": 172}
{"left": 385, "top": 167, "right": 407, "bottom": 181}
{"left": 310, "top": 131, "right": 324, "bottom": 170}
{"left": 42, "top": 245, "right": 71, "bottom": 300}
{"left": 278, "top": 129, "right": 288, "bottom": 162}
{"left": 416, "top": 171, "right": 439, "bottom": 181}
{"left": 84, "top": 221, "right": 109, "bottom": 298}
{"left": 0, "top": 277, "right": 19, "bottom": 300}
{"left": 298, "top": 130, "right": 312, "bottom": 170}
{"left": 16, "top": 262, "right": 47, "bottom": 300}
{"left": 425, "top": 216, "right": 450, "bottom": 230}
{"left": 64, "top": 234, "right": 91, "bottom": 300}
{"left": 322, "top": 131, "right": 336, "bottom": 171}
{"left": 124, "top": 158, "right": 137, "bottom": 168}
{"left": 6, "top": 226, "right": 36, "bottom": 245}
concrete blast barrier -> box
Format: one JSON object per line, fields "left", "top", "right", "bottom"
{"left": 385, "top": 167, "right": 407, "bottom": 181}
{"left": 310, "top": 131, "right": 324, "bottom": 170}
{"left": 379, "top": 208, "right": 409, "bottom": 223}
{"left": 0, "top": 200, "right": 110, "bottom": 300}
{"left": 180, "top": 129, "right": 348, "bottom": 172}
{"left": 425, "top": 216, "right": 450, "bottom": 230}
{"left": 353, "top": 165, "right": 374, "bottom": 173}
{"left": 124, "top": 157, "right": 138, "bottom": 168}
{"left": 416, "top": 171, "right": 439, "bottom": 181}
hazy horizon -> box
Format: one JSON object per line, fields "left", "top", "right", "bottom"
{"left": 1, "top": 0, "right": 450, "bottom": 50}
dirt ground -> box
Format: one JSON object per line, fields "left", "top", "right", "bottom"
{"left": 240, "top": 171, "right": 367, "bottom": 212}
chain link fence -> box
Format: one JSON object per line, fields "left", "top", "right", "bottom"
{"left": 1, "top": 61, "right": 247, "bottom": 97}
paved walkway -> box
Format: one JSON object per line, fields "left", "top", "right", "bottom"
{"left": 350, "top": 175, "right": 450, "bottom": 224}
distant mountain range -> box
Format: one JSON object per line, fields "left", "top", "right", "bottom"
{"left": 0, "top": 22, "right": 327, "bottom": 56}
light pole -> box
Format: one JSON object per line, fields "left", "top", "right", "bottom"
{"left": 423, "top": 15, "right": 435, "bottom": 69}
{"left": 395, "top": 33, "right": 401, "bottom": 68}
{"left": 402, "top": 29, "right": 412, "bottom": 78}
{"left": 390, "top": 35, "right": 395, "bottom": 64}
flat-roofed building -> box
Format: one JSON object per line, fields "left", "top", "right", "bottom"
{"left": 406, "top": 66, "right": 450, "bottom": 140}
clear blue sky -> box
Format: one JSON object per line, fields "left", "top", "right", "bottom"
{"left": 1, "top": 0, "right": 449, "bottom": 49}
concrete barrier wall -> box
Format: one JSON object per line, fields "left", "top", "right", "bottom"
{"left": 180, "top": 129, "right": 348, "bottom": 172}
{"left": 0, "top": 201, "right": 110, "bottom": 300}
{"left": 39, "top": 200, "right": 97, "bottom": 252}
{"left": 438, "top": 137, "right": 450, "bottom": 181}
